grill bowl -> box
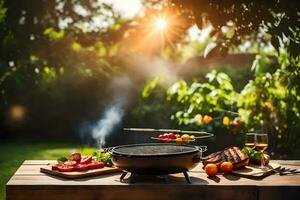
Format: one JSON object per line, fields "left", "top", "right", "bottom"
{"left": 111, "top": 143, "right": 201, "bottom": 175}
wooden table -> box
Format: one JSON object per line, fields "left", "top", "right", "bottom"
{"left": 6, "top": 160, "right": 300, "bottom": 200}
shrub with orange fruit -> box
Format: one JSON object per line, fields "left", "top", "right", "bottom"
{"left": 264, "top": 102, "right": 273, "bottom": 111}
{"left": 222, "top": 116, "right": 230, "bottom": 126}
{"left": 203, "top": 115, "right": 213, "bottom": 125}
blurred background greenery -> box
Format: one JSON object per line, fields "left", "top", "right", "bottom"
{"left": 0, "top": 0, "right": 299, "bottom": 198}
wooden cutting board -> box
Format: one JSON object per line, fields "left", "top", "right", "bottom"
{"left": 232, "top": 163, "right": 281, "bottom": 179}
{"left": 40, "top": 165, "right": 121, "bottom": 179}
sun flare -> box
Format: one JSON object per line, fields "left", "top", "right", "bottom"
{"left": 155, "top": 18, "right": 168, "bottom": 30}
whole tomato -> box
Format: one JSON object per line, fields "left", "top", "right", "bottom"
{"left": 158, "top": 134, "right": 165, "bottom": 142}
{"left": 168, "top": 133, "right": 176, "bottom": 139}
{"left": 220, "top": 162, "right": 233, "bottom": 173}
{"left": 204, "top": 163, "right": 218, "bottom": 177}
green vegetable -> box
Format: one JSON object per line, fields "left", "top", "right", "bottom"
{"left": 57, "top": 156, "right": 67, "bottom": 163}
{"left": 92, "top": 151, "right": 98, "bottom": 157}
{"left": 242, "top": 147, "right": 263, "bottom": 160}
{"left": 93, "top": 151, "right": 113, "bottom": 167}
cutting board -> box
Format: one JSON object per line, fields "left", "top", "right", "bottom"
{"left": 232, "top": 163, "right": 280, "bottom": 179}
{"left": 40, "top": 165, "right": 121, "bottom": 179}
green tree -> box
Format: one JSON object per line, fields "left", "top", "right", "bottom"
{"left": 0, "top": 0, "right": 130, "bottom": 138}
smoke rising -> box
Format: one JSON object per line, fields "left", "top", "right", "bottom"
{"left": 91, "top": 103, "right": 124, "bottom": 148}
{"left": 79, "top": 54, "right": 180, "bottom": 148}
{"left": 79, "top": 75, "right": 133, "bottom": 148}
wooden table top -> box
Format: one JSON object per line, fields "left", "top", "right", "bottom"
{"left": 6, "top": 160, "right": 300, "bottom": 200}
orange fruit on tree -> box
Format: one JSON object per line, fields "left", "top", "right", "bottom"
{"left": 204, "top": 163, "right": 218, "bottom": 177}
{"left": 220, "top": 162, "right": 233, "bottom": 173}
{"left": 222, "top": 116, "right": 230, "bottom": 126}
{"left": 264, "top": 102, "right": 273, "bottom": 111}
{"left": 194, "top": 114, "right": 203, "bottom": 126}
{"left": 203, "top": 115, "right": 213, "bottom": 125}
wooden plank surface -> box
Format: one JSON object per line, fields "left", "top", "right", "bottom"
{"left": 6, "top": 160, "right": 300, "bottom": 200}
{"left": 8, "top": 160, "right": 300, "bottom": 186}
{"left": 6, "top": 185, "right": 258, "bottom": 200}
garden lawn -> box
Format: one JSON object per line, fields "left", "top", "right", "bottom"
{"left": 0, "top": 142, "right": 97, "bottom": 200}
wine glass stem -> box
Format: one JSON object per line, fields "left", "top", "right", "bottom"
{"left": 261, "top": 151, "right": 265, "bottom": 169}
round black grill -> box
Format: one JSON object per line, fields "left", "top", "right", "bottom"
{"left": 112, "top": 143, "right": 198, "bottom": 156}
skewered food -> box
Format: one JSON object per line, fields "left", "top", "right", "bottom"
{"left": 157, "top": 133, "right": 195, "bottom": 144}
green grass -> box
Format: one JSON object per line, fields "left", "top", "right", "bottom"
{"left": 0, "top": 142, "right": 97, "bottom": 200}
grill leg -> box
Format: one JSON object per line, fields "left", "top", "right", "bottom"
{"left": 120, "top": 171, "right": 128, "bottom": 182}
{"left": 183, "top": 171, "right": 192, "bottom": 184}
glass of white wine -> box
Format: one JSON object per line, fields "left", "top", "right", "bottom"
{"left": 245, "top": 133, "right": 256, "bottom": 149}
{"left": 255, "top": 133, "right": 268, "bottom": 169}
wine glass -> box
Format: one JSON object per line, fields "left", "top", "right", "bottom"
{"left": 255, "top": 133, "right": 268, "bottom": 169}
{"left": 245, "top": 133, "right": 256, "bottom": 149}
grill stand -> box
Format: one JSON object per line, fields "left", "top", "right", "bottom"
{"left": 120, "top": 171, "right": 191, "bottom": 184}
{"left": 183, "top": 171, "right": 192, "bottom": 184}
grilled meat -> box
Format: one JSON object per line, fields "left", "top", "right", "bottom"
{"left": 203, "top": 147, "right": 249, "bottom": 169}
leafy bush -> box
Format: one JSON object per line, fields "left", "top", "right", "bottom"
{"left": 166, "top": 70, "right": 238, "bottom": 130}
{"left": 136, "top": 62, "right": 300, "bottom": 157}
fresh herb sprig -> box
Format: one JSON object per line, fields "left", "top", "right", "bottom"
{"left": 57, "top": 157, "right": 67, "bottom": 164}
{"left": 242, "top": 147, "right": 263, "bottom": 160}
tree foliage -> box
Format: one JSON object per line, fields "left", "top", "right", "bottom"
{"left": 0, "top": 0, "right": 130, "bottom": 138}
{"left": 170, "top": 0, "right": 300, "bottom": 56}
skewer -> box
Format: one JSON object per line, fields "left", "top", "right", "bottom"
{"left": 123, "top": 128, "right": 182, "bottom": 133}
{"left": 123, "top": 128, "right": 214, "bottom": 139}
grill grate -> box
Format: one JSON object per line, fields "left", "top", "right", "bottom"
{"left": 112, "top": 144, "right": 198, "bottom": 156}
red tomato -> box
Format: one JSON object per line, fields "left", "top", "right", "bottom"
{"left": 175, "top": 134, "right": 181, "bottom": 138}
{"left": 220, "top": 162, "right": 233, "bottom": 173}
{"left": 74, "top": 164, "right": 89, "bottom": 171}
{"left": 64, "top": 161, "right": 77, "bottom": 166}
{"left": 158, "top": 134, "right": 165, "bottom": 142}
{"left": 168, "top": 133, "right": 176, "bottom": 139}
{"left": 51, "top": 164, "right": 62, "bottom": 170}
{"left": 204, "top": 163, "right": 218, "bottom": 177}
{"left": 163, "top": 133, "right": 169, "bottom": 138}
{"left": 68, "top": 152, "right": 81, "bottom": 163}
{"left": 88, "top": 161, "right": 105, "bottom": 170}
{"left": 79, "top": 156, "right": 93, "bottom": 164}
{"left": 57, "top": 165, "right": 74, "bottom": 172}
